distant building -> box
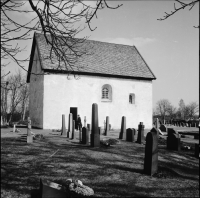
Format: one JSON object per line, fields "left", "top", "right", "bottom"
{"left": 27, "top": 32, "right": 156, "bottom": 129}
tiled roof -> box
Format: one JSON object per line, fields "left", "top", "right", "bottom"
{"left": 28, "top": 32, "right": 156, "bottom": 81}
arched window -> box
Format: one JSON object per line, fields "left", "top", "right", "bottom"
{"left": 101, "top": 84, "right": 112, "bottom": 102}
{"left": 129, "top": 93, "right": 135, "bottom": 104}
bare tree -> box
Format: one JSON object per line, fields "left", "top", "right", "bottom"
{"left": 7, "top": 70, "right": 27, "bottom": 122}
{"left": 178, "top": 99, "right": 186, "bottom": 119}
{"left": 156, "top": 99, "right": 171, "bottom": 122}
{"left": 168, "top": 104, "right": 177, "bottom": 120}
{"left": 1, "top": 0, "right": 122, "bottom": 75}
{"left": 158, "top": 0, "right": 199, "bottom": 28}
{"left": 184, "top": 102, "right": 199, "bottom": 119}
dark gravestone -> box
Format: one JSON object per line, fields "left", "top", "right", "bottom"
{"left": 82, "top": 127, "right": 89, "bottom": 145}
{"left": 40, "top": 178, "right": 67, "bottom": 198}
{"left": 61, "top": 114, "right": 67, "bottom": 137}
{"left": 194, "top": 144, "right": 199, "bottom": 158}
{"left": 119, "top": 116, "right": 126, "bottom": 139}
{"left": 67, "top": 113, "right": 73, "bottom": 138}
{"left": 159, "top": 124, "right": 167, "bottom": 132}
{"left": 167, "top": 128, "right": 181, "bottom": 151}
{"left": 126, "top": 128, "right": 135, "bottom": 142}
{"left": 71, "top": 120, "right": 75, "bottom": 139}
{"left": 87, "top": 124, "right": 91, "bottom": 131}
{"left": 136, "top": 122, "right": 145, "bottom": 144}
{"left": 144, "top": 130, "right": 158, "bottom": 176}
{"left": 91, "top": 103, "right": 100, "bottom": 147}
{"left": 105, "top": 116, "right": 109, "bottom": 136}
{"left": 27, "top": 117, "right": 33, "bottom": 143}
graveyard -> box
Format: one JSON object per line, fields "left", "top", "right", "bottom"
{"left": 1, "top": 115, "right": 199, "bottom": 198}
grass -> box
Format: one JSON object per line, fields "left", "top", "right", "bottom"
{"left": 1, "top": 129, "right": 199, "bottom": 198}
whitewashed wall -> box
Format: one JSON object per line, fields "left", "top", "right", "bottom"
{"left": 29, "top": 46, "right": 44, "bottom": 128}
{"left": 43, "top": 74, "right": 153, "bottom": 130}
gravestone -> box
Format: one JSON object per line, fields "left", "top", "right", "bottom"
{"left": 13, "top": 124, "right": 16, "bottom": 133}
{"left": 40, "top": 178, "right": 67, "bottom": 198}
{"left": 91, "top": 103, "right": 100, "bottom": 147}
{"left": 61, "top": 114, "right": 67, "bottom": 137}
{"left": 82, "top": 127, "right": 89, "bottom": 145}
{"left": 144, "top": 130, "right": 158, "bottom": 176}
{"left": 136, "top": 122, "right": 145, "bottom": 144}
{"left": 194, "top": 144, "right": 199, "bottom": 158}
{"left": 87, "top": 124, "right": 91, "bottom": 131}
{"left": 67, "top": 113, "right": 73, "bottom": 138}
{"left": 105, "top": 116, "right": 109, "bottom": 136}
{"left": 126, "top": 128, "right": 135, "bottom": 142}
{"left": 159, "top": 124, "right": 167, "bottom": 132}
{"left": 155, "top": 118, "right": 159, "bottom": 129}
{"left": 27, "top": 117, "right": 33, "bottom": 143}
{"left": 167, "top": 128, "right": 181, "bottom": 151}
{"left": 119, "top": 116, "right": 126, "bottom": 139}
{"left": 71, "top": 120, "right": 75, "bottom": 139}
{"left": 84, "top": 116, "right": 86, "bottom": 127}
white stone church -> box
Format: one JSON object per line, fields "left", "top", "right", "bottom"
{"left": 27, "top": 32, "right": 156, "bottom": 130}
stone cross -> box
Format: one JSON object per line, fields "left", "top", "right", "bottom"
{"left": 61, "top": 114, "right": 67, "bottom": 137}
{"left": 67, "top": 113, "right": 73, "bottom": 138}
{"left": 167, "top": 128, "right": 181, "bottom": 151}
{"left": 126, "top": 128, "right": 135, "bottom": 142}
{"left": 84, "top": 116, "right": 86, "bottom": 127}
{"left": 136, "top": 122, "right": 145, "bottom": 144}
{"left": 105, "top": 116, "right": 109, "bottom": 136}
{"left": 119, "top": 116, "right": 126, "bottom": 139}
{"left": 91, "top": 103, "right": 100, "bottom": 147}
{"left": 144, "top": 129, "right": 158, "bottom": 176}
{"left": 82, "top": 127, "right": 89, "bottom": 145}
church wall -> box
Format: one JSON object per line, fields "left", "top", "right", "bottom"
{"left": 29, "top": 46, "right": 44, "bottom": 128}
{"left": 43, "top": 74, "right": 152, "bottom": 130}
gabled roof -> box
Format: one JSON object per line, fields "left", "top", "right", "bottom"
{"left": 27, "top": 32, "right": 156, "bottom": 82}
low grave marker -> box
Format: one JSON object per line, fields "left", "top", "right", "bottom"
{"left": 67, "top": 113, "right": 73, "bottom": 138}
{"left": 167, "top": 128, "right": 181, "bottom": 151}
{"left": 126, "top": 128, "right": 135, "bottom": 142}
{"left": 82, "top": 127, "right": 89, "bottom": 145}
{"left": 144, "top": 128, "right": 158, "bottom": 176}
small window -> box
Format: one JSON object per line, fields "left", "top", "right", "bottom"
{"left": 101, "top": 84, "right": 112, "bottom": 102}
{"left": 129, "top": 93, "right": 135, "bottom": 104}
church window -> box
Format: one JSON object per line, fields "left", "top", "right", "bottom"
{"left": 129, "top": 93, "right": 135, "bottom": 104}
{"left": 101, "top": 84, "right": 112, "bottom": 102}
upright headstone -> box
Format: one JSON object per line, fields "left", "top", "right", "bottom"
{"left": 61, "top": 114, "right": 67, "bottom": 137}
{"left": 13, "top": 124, "right": 16, "bottom": 133}
{"left": 155, "top": 118, "right": 159, "bottom": 129}
{"left": 27, "top": 117, "right": 33, "bottom": 143}
{"left": 136, "top": 122, "right": 145, "bottom": 144}
{"left": 91, "top": 103, "right": 100, "bottom": 147}
{"left": 82, "top": 127, "right": 89, "bottom": 145}
{"left": 71, "top": 120, "right": 75, "bottom": 139}
{"left": 144, "top": 130, "right": 158, "bottom": 176}
{"left": 84, "top": 116, "right": 86, "bottom": 127}
{"left": 119, "top": 116, "right": 126, "bottom": 139}
{"left": 126, "top": 128, "right": 135, "bottom": 142}
{"left": 87, "top": 124, "right": 91, "bottom": 131}
{"left": 67, "top": 113, "right": 73, "bottom": 138}
{"left": 105, "top": 116, "right": 109, "bottom": 136}
{"left": 167, "top": 128, "right": 181, "bottom": 151}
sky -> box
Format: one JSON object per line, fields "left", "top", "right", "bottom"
{"left": 2, "top": 0, "right": 199, "bottom": 109}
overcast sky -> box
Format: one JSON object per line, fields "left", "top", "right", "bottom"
{"left": 3, "top": 1, "right": 199, "bottom": 108}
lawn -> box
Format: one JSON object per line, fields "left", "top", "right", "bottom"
{"left": 1, "top": 128, "right": 199, "bottom": 197}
